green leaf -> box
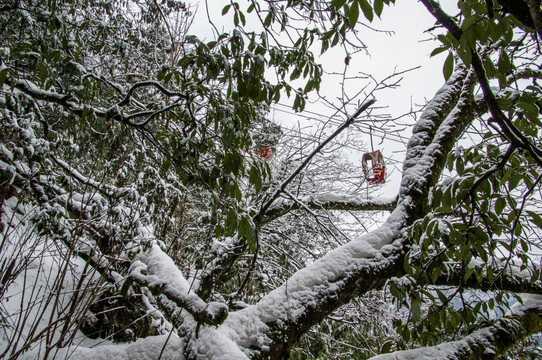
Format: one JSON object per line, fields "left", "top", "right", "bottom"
{"left": 156, "top": 70, "right": 164, "bottom": 81}
{"left": 411, "top": 294, "right": 422, "bottom": 322}
{"left": 249, "top": 164, "right": 262, "bottom": 193}
{"left": 164, "top": 72, "right": 173, "bottom": 84}
{"left": 487, "top": 19, "right": 502, "bottom": 42}
{"left": 508, "top": 174, "right": 521, "bottom": 191}
{"left": 498, "top": 50, "right": 511, "bottom": 73}
{"left": 464, "top": 267, "right": 475, "bottom": 282}
{"left": 381, "top": 339, "right": 393, "bottom": 353}
{"left": 264, "top": 12, "right": 273, "bottom": 27}
{"left": 457, "top": 41, "right": 472, "bottom": 67}
{"left": 438, "top": 34, "right": 452, "bottom": 47}
{"left": 239, "top": 216, "right": 256, "bottom": 252}
{"left": 443, "top": 52, "right": 454, "bottom": 81}
{"left": 483, "top": 57, "right": 496, "bottom": 78}
{"left": 461, "top": 15, "right": 478, "bottom": 31}
{"left": 430, "top": 46, "right": 448, "bottom": 57}
{"left": 495, "top": 197, "right": 506, "bottom": 215}
{"left": 527, "top": 210, "right": 542, "bottom": 229}
{"left": 521, "top": 239, "right": 529, "bottom": 252}
{"left": 359, "top": 0, "right": 373, "bottom": 22}
{"left": 0, "top": 67, "right": 8, "bottom": 86}
{"left": 225, "top": 208, "right": 237, "bottom": 236}
{"left": 222, "top": 4, "right": 231, "bottom": 15}
{"left": 431, "top": 266, "right": 440, "bottom": 283}
{"left": 348, "top": 0, "right": 360, "bottom": 28}
{"left": 436, "top": 290, "right": 448, "bottom": 304}
{"left": 475, "top": 21, "right": 489, "bottom": 44}
{"left": 374, "top": 0, "right": 383, "bottom": 17}
{"left": 517, "top": 101, "right": 539, "bottom": 121}
{"left": 331, "top": 0, "right": 348, "bottom": 8}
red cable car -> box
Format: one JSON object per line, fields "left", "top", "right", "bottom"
{"left": 362, "top": 150, "right": 386, "bottom": 184}
{"left": 255, "top": 146, "right": 272, "bottom": 159}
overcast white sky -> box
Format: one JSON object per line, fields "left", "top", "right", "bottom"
{"left": 188, "top": 0, "right": 458, "bottom": 195}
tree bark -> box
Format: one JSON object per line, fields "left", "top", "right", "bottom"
{"left": 368, "top": 297, "right": 542, "bottom": 360}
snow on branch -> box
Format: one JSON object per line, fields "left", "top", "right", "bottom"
{"left": 15, "top": 79, "right": 106, "bottom": 118}
{"left": 209, "top": 67, "right": 479, "bottom": 358}
{"left": 51, "top": 155, "right": 134, "bottom": 199}
{"left": 420, "top": 0, "right": 542, "bottom": 167}
{"left": 262, "top": 193, "right": 397, "bottom": 223}
{"left": 14, "top": 78, "right": 187, "bottom": 129}
{"left": 368, "top": 295, "right": 542, "bottom": 360}
{"left": 129, "top": 243, "right": 228, "bottom": 326}
{"left": 52, "top": 334, "right": 185, "bottom": 359}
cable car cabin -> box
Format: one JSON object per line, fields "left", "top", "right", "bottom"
{"left": 255, "top": 147, "right": 272, "bottom": 159}
{"left": 362, "top": 150, "right": 386, "bottom": 184}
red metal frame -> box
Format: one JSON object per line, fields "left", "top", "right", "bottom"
{"left": 255, "top": 147, "right": 272, "bottom": 159}
{"left": 362, "top": 150, "right": 386, "bottom": 184}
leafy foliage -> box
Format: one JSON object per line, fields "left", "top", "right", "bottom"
{"left": 1, "top": 0, "right": 542, "bottom": 359}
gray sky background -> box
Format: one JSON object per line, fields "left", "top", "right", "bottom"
{"left": 189, "top": 0, "right": 458, "bottom": 195}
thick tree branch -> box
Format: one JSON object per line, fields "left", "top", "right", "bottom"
{"left": 201, "top": 67, "right": 477, "bottom": 359}
{"left": 128, "top": 244, "right": 228, "bottom": 326}
{"left": 368, "top": 296, "right": 542, "bottom": 360}
{"left": 419, "top": 0, "right": 542, "bottom": 168}
{"left": 129, "top": 267, "right": 227, "bottom": 326}
{"left": 524, "top": 0, "right": 542, "bottom": 38}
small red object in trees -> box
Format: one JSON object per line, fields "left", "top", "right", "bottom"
{"left": 362, "top": 150, "right": 386, "bottom": 184}
{"left": 256, "top": 147, "right": 272, "bottom": 159}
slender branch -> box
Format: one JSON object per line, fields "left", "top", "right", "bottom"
{"left": 261, "top": 193, "right": 397, "bottom": 224}
{"left": 117, "top": 80, "right": 188, "bottom": 106}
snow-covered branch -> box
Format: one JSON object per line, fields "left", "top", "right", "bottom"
{"left": 14, "top": 78, "right": 188, "bottom": 129}
{"left": 202, "top": 66, "right": 479, "bottom": 359}
{"left": 368, "top": 295, "right": 542, "bottom": 360}
{"left": 420, "top": 0, "right": 542, "bottom": 167}
{"left": 261, "top": 193, "right": 397, "bottom": 222}
{"left": 129, "top": 243, "right": 228, "bottom": 326}
{"left": 51, "top": 155, "right": 134, "bottom": 198}
{"left": 14, "top": 79, "right": 105, "bottom": 118}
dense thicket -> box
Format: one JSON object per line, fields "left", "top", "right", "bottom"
{"left": 1, "top": 0, "right": 542, "bottom": 359}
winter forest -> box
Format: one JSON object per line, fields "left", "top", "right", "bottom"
{"left": 1, "top": 0, "right": 542, "bottom": 359}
